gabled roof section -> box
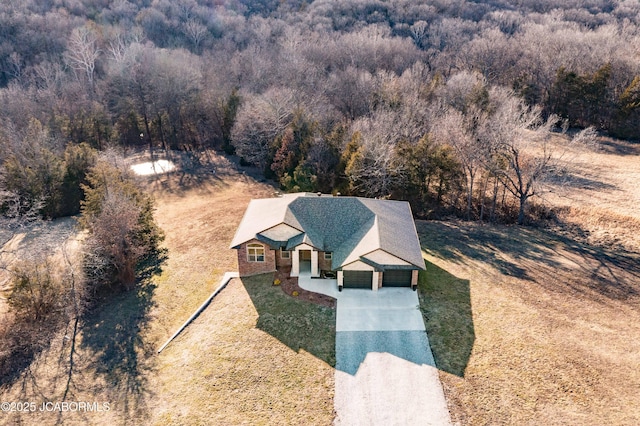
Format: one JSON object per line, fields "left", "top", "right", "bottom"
{"left": 332, "top": 215, "right": 378, "bottom": 268}
{"left": 230, "top": 193, "right": 425, "bottom": 270}
{"left": 285, "top": 232, "right": 318, "bottom": 250}
{"left": 358, "top": 198, "right": 426, "bottom": 269}
{"left": 229, "top": 193, "right": 303, "bottom": 248}
{"left": 362, "top": 249, "right": 411, "bottom": 266}
{"left": 258, "top": 223, "right": 303, "bottom": 244}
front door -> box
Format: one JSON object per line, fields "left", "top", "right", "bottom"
{"left": 300, "top": 250, "right": 312, "bottom": 261}
{"left": 299, "top": 250, "right": 312, "bottom": 273}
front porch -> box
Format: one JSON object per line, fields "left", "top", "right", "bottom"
{"left": 290, "top": 245, "right": 321, "bottom": 277}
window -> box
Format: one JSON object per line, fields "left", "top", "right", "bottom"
{"left": 280, "top": 249, "right": 290, "bottom": 259}
{"left": 247, "top": 243, "right": 265, "bottom": 262}
{"left": 324, "top": 252, "right": 332, "bottom": 260}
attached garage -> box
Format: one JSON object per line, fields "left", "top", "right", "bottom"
{"left": 343, "top": 270, "right": 373, "bottom": 289}
{"left": 382, "top": 270, "right": 412, "bottom": 287}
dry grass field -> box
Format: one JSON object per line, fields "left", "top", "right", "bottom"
{"left": 418, "top": 137, "right": 640, "bottom": 425}
{"left": 545, "top": 136, "right": 640, "bottom": 252}
{"left": 0, "top": 217, "right": 79, "bottom": 316}
{"left": 418, "top": 221, "right": 640, "bottom": 425}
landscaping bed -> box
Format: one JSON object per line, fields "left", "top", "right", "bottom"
{"left": 275, "top": 266, "right": 336, "bottom": 309}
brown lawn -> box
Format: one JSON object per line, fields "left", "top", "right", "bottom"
{"left": 418, "top": 135, "right": 640, "bottom": 424}
{"left": 544, "top": 136, "right": 640, "bottom": 252}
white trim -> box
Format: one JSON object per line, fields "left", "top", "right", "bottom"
{"left": 280, "top": 248, "right": 290, "bottom": 259}
{"left": 324, "top": 252, "right": 332, "bottom": 260}
{"left": 362, "top": 249, "right": 411, "bottom": 266}
{"left": 311, "top": 250, "right": 319, "bottom": 277}
{"left": 291, "top": 248, "right": 300, "bottom": 277}
{"left": 341, "top": 260, "right": 375, "bottom": 271}
{"left": 372, "top": 271, "right": 380, "bottom": 291}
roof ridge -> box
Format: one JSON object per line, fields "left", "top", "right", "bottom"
{"left": 373, "top": 213, "right": 381, "bottom": 249}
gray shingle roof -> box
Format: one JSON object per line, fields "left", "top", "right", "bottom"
{"left": 230, "top": 193, "right": 425, "bottom": 270}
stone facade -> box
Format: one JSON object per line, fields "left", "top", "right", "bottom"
{"left": 237, "top": 239, "right": 277, "bottom": 276}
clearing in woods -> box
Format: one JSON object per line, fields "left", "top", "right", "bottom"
{"left": 0, "top": 139, "right": 638, "bottom": 424}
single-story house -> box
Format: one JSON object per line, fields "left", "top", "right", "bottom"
{"left": 230, "top": 193, "right": 426, "bottom": 291}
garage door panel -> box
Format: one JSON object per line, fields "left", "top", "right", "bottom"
{"left": 343, "top": 271, "right": 373, "bottom": 289}
{"left": 382, "top": 270, "right": 412, "bottom": 287}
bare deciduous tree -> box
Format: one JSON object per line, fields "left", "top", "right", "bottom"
{"left": 65, "top": 26, "right": 101, "bottom": 87}
{"left": 80, "top": 156, "right": 164, "bottom": 290}
{"left": 7, "top": 257, "right": 67, "bottom": 322}
{"left": 483, "top": 89, "right": 560, "bottom": 224}
{"left": 410, "top": 20, "right": 429, "bottom": 49}
{"left": 84, "top": 190, "right": 143, "bottom": 289}
{"left": 106, "top": 26, "right": 143, "bottom": 63}
{"left": 231, "top": 87, "right": 296, "bottom": 170}
{"left": 345, "top": 112, "right": 409, "bottom": 198}
{"left": 182, "top": 19, "right": 209, "bottom": 52}
{"left": 434, "top": 107, "right": 486, "bottom": 220}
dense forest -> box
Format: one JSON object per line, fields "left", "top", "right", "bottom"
{"left": 1, "top": 0, "right": 639, "bottom": 225}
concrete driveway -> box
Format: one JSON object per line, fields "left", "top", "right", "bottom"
{"left": 298, "top": 274, "right": 451, "bottom": 426}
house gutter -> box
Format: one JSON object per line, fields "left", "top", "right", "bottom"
{"left": 157, "top": 271, "right": 239, "bottom": 354}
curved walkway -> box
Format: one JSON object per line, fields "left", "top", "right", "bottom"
{"left": 298, "top": 273, "right": 451, "bottom": 426}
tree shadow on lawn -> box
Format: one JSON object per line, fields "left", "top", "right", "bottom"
{"left": 598, "top": 138, "right": 640, "bottom": 156}
{"left": 418, "top": 261, "right": 475, "bottom": 378}
{"left": 417, "top": 220, "right": 640, "bottom": 303}
{"left": 416, "top": 218, "right": 640, "bottom": 376}
{"left": 78, "top": 250, "right": 166, "bottom": 421}
{"left": 545, "top": 171, "right": 618, "bottom": 191}
{"left": 241, "top": 274, "right": 336, "bottom": 367}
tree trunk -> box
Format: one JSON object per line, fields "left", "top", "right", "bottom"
{"left": 479, "top": 175, "right": 489, "bottom": 222}
{"left": 142, "top": 110, "right": 153, "bottom": 159}
{"left": 437, "top": 176, "right": 444, "bottom": 204}
{"left": 157, "top": 113, "right": 167, "bottom": 152}
{"left": 518, "top": 195, "right": 527, "bottom": 225}
{"left": 137, "top": 82, "right": 154, "bottom": 159}
{"left": 466, "top": 170, "right": 474, "bottom": 221}
{"left": 490, "top": 177, "right": 499, "bottom": 223}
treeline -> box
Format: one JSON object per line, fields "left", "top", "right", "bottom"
{"left": 1, "top": 0, "right": 639, "bottom": 224}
